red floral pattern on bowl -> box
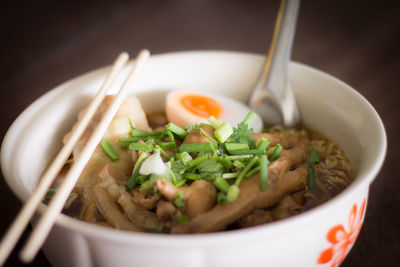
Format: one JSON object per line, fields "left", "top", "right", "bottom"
{"left": 317, "top": 198, "right": 366, "bottom": 266}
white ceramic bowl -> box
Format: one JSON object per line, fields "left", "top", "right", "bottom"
{"left": 1, "top": 51, "right": 386, "bottom": 267}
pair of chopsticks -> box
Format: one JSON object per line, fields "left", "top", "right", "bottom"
{"left": 0, "top": 49, "right": 150, "bottom": 265}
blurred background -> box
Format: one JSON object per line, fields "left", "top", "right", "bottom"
{"left": 1, "top": 0, "right": 399, "bottom": 266}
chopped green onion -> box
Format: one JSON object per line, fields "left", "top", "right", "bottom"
{"left": 260, "top": 155, "right": 269, "bottom": 190}
{"left": 199, "top": 127, "right": 219, "bottom": 144}
{"left": 242, "top": 111, "right": 257, "bottom": 126}
{"left": 245, "top": 165, "right": 260, "bottom": 178}
{"left": 179, "top": 142, "right": 217, "bottom": 153}
{"left": 214, "top": 122, "right": 233, "bottom": 143}
{"left": 158, "top": 142, "right": 176, "bottom": 149}
{"left": 119, "top": 137, "right": 141, "bottom": 143}
{"left": 46, "top": 188, "right": 56, "bottom": 197}
{"left": 166, "top": 129, "right": 177, "bottom": 154}
{"left": 175, "top": 179, "right": 187, "bottom": 187}
{"left": 310, "top": 148, "right": 320, "bottom": 164}
{"left": 139, "top": 174, "right": 160, "bottom": 192}
{"left": 220, "top": 154, "right": 234, "bottom": 170}
{"left": 158, "top": 131, "right": 169, "bottom": 141}
{"left": 256, "top": 138, "right": 270, "bottom": 152}
{"left": 217, "top": 192, "right": 227, "bottom": 204}
{"left": 100, "top": 139, "right": 120, "bottom": 162}
{"left": 308, "top": 148, "right": 320, "bottom": 189}
{"left": 166, "top": 129, "right": 175, "bottom": 142}
{"left": 227, "top": 184, "right": 240, "bottom": 202}
{"left": 226, "top": 155, "right": 253, "bottom": 160}
{"left": 184, "top": 173, "right": 203, "bottom": 180}
{"left": 234, "top": 156, "right": 259, "bottom": 187}
{"left": 176, "top": 152, "right": 193, "bottom": 164}
{"left": 154, "top": 145, "right": 170, "bottom": 160}
{"left": 222, "top": 172, "right": 239, "bottom": 179}
{"left": 174, "top": 214, "right": 189, "bottom": 224}
{"left": 174, "top": 191, "right": 185, "bottom": 209}
{"left": 233, "top": 160, "right": 246, "bottom": 169}
{"left": 268, "top": 144, "right": 283, "bottom": 161}
{"left": 208, "top": 116, "right": 222, "bottom": 129}
{"left": 213, "top": 176, "right": 230, "bottom": 193}
{"left": 227, "top": 148, "right": 266, "bottom": 155}
{"left": 130, "top": 128, "right": 152, "bottom": 138}
{"left": 126, "top": 152, "right": 148, "bottom": 191}
{"left": 128, "top": 118, "right": 135, "bottom": 130}
{"left": 136, "top": 175, "right": 149, "bottom": 185}
{"left": 43, "top": 188, "right": 56, "bottom": 204}
{"left": 119, "top": 143, "right": 130, "bottom": 149}
{"left": 129, "top": 143, "right": 153, "bottom": 152}
{"left": 166, "top": 123, "right": 188, "bottom": 139}
{"left": 145, "top": 138, "right": 156, "bottom": 145}
{"left": 225, "top": 143, "right": 249, "bottom": 153}
{"left": 186, "top": 154, "right": 210, "bottom": 168}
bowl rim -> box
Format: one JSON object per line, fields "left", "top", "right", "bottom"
{"left": 1, "top": 50, "right": 387, "bottom": 246}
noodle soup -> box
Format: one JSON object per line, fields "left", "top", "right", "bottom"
{"left": 53, "top": 95, "right": 352, "bottom": 233}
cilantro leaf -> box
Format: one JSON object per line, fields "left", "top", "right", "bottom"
{"left": 171, "top": 160, "right": 187, "bottom": 174}
{"left": 229, "top": 122, "right": 254, "bottom": 146}
{"left": 198, "top": 159, "right": 224, "bottom": 174}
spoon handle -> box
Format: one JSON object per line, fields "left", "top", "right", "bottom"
{"left": 250, "top": 0, "right": 301, "bottom": 127}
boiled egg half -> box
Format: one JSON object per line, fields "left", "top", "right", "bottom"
{"left": 166, "top": 91, "right": 263, "bottom": 132}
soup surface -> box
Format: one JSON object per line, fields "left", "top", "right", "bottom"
{"left": 49, "top": 95, "right": 352, "bottom": 233}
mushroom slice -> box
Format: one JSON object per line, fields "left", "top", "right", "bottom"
{"left": 118, "top": 191, "right": 163, "bottom": 231}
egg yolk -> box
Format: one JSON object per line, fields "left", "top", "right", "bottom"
{"left": 180, "top": 95, "right": 222, "bottom": 118}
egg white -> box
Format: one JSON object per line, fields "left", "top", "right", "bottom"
{"left": 165, "top": 91, "right": 263, "bottom": 132}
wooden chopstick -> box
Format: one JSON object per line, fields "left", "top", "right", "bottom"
{"left": 19, "top": 49, "right": 150, "bottom": 262}
{"left": 0, "top": 52, "right": 130, "bottom": 266}
{"left": 18, "top": 49, "right": 150, "bottom": 262}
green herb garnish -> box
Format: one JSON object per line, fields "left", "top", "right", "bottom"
{"left": 43, "top": 188, "right": 56, "bottom": 204}
{"left": 217, "top": 191, "right": 227, "bottom": 204}
{"left": 174, "top": 191, "right": 185, "bottom": 209}
{"left": 179, "top": 143, "right": 217, "bottom": 153}
{"left": 213, "top": 176, "right": 230, "bottom": 193}
{"left": 121, "top": 111, "right": 284, "bottom": 205}
{"left": 100, "top": 139, "right": 120, "bottom": 162}
{"left": 174, "top": 214, "right": 189, "bottom": 224}
{"left": 308, "top": 148, "right": 320, "bottom": 189}
{"left": 214, "top": 122, "right": 233, "bottom": 143}
{"left": 130, "top": 128, "right": 152, "bottom": 138}
{"left": 129, "top": 143, "right": 153, "bottom": 152}
{"left": 126, "top": 152, "right": 148, "bottom": 191}
{"left": 260, "top": 155, "right": 269, "bottom": 190}
{"left": 166, "top": 122, "right": 188, "bottom": 140}
{"left": 267, "top": 143, "right": 283, "bottom": 162}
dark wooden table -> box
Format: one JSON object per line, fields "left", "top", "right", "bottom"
{"left": 1, "top": 1, "right": 399, "bottom": 266}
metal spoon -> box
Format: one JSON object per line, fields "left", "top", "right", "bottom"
{"left": 249, "top": 0, "right": 301, "bottom": 127}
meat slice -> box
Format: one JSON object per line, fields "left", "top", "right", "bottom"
{"left": 183, "top": 125, "right": 215, "bottom": 144}
{"left": 118, "top": 191, "right": 163, "bottom": 231}
{"left": 155, "top": 179, "right": 217, "bottom": 219}
{"left": 252, "top": 129, "right": 306, "bottom": 149}
{"left": 156, "top": 201, "right": 178, "bottom": 221}
{"left": 131, "top": 189, "right": 161, "bottom": 210}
